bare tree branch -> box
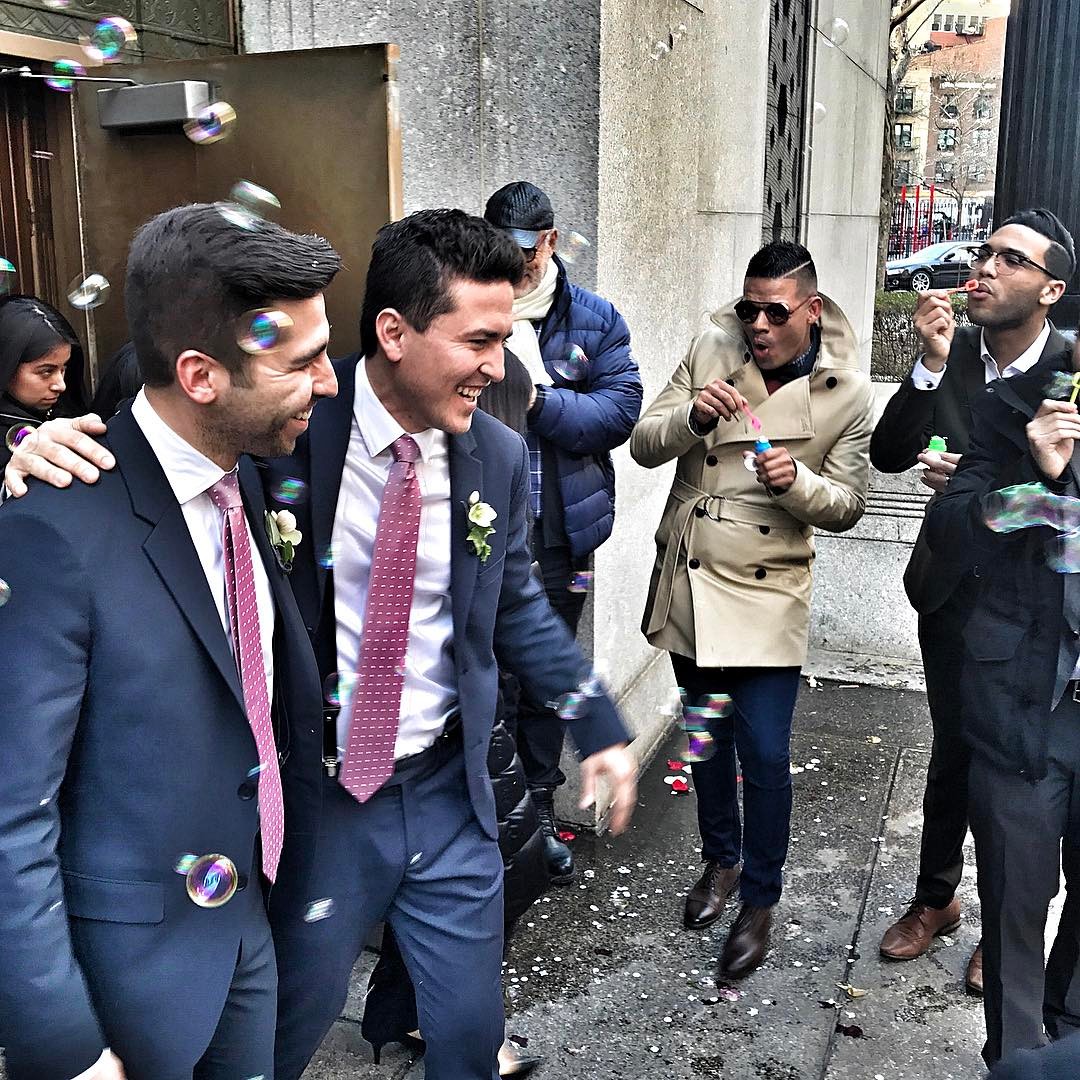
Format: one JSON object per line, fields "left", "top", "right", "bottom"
{"left": 891, "top": 0, "right": 935, "bottom": 31}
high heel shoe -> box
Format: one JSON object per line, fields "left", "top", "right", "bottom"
{"left": 498, "top": 1038, "right": 545, "bottom": 1077}
{"left": 371, "top": 1031, "right": 425, "bottom": 1065}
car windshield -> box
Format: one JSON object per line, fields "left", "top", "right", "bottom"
{"left": 903, "top": 243, "right": 957, "bottom": 261}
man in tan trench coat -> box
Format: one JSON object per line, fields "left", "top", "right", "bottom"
{"left": 631, "top": 240, "right": 874, "bottom": 978}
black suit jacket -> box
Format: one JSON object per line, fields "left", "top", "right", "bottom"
{"left": 871, "top": 325, "right": 1072, "bottom": 614}
{"left": 0, "top": 406, "right": 323, "bottom": 1077}
{"left": 925, "top": 347, "right": 1079, "bottom": 779}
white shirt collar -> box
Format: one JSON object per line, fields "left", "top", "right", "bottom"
{"left": 980, "top": 322, "right": 1052, "bottom": 381}
{"left": 130, "top": 388, "right": 233, "bottom": 505}
{"left": 352, "top": 356, "right": 444, "bottom": 462}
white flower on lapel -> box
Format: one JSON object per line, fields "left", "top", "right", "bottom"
{"left": 465, "top": 494, "right": 497, "bottom": 563}
{"left": 265, "top": 510, "right": 302, "bottom": 573}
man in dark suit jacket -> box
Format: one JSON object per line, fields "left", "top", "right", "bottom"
{"left": 0, "top": 205, "right": 338, "bottom": 1078}
{"left": 926, "top": 327, "right": 1080, "bottom": 1066}
{"left": 871, "top": 210, "right": 1076, "bottom": 997}
{"left": 261, "top": 210, "right": 636, "bottom": 1080}
{"left": 4, "top": 210, "right": 638, "bottom": 1080}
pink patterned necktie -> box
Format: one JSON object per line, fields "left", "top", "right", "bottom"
{"left": 207, "top": 473, "right": 284, "bottom": 881}
{"left": 340, "top": 435, "right": 422, "bottom": 802}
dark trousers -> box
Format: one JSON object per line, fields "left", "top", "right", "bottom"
{"left": 970, "top": 694, "right": 1080, "bottom": 1066}
{"left": 513, "top": 532, "right": 587, "bottom": 791}
{"left": 915, "top": 588, "right": 976, "bottom": 908}
{"left": 670, "top": 655, "right": 801, "bottom": 909}
{"left": 114, "top": 884, "right": 277, "bottom": 1080}
{"left": 271, "top": 744, "right": 505, "bottom": 1080}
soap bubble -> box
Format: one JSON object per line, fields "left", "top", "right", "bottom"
{"left": 827, "top": 17, "right": 849, "bottom": 47}
{"left": 0, "top": 579, "right": 10, "bottom": 608}
{"left": 274, "top": 477, "right": 307, "bottom": 505}
{"left": 684, "top": 729, "right": 717, "bottom": 763}
{"left": 554, "top": 345, "right": 589, "bottom": 381}
{"left": 67, "top": 273, "right": 110, "bottom": 310}
{"left": 42, "top": 0, "right": 72, "bottom": 7}
{"left": 323, "top": 671, "right": 357, "bottom": 709}
{"left": 81, "top": 16, "right": 137, "bottom": 63}
{"left": 184, "top": 853, "right": 239, "bottom": 908}
{"left": 984, "top": 482, "right": 1076, "bottom": 534}
{"left": 5, "top": 424, "right": 33, "bottom": 451}
{"left": 548, "top": 690, "right": 587, "bottom": 720}
{"left": 174, "top": 852, "right": 198, "bottom": 875}
{"left": 318, "top": 544, "right": 335, "bottom": 569}
{"left": 814, "top": 101, "right": 827, "bottom": 123}
{"left": 560, "top": 231, "right": 591, "bottom": 265}
{"left": 1045, "top": 371, "right": 1080, "bottom": 400}
{"left": 219, "top": 180, "right": 281, "bottom": 230}
{"left": 238, "top": 309, "right": 293, "bottom": 353}
{"left": 698, "top": 693, "right": 734, "bottom": 718}
{"left": 44, "top": 58, "right": 85, "bottom": 93}
{"left": 184, "top": 101, "right": 237, "bottom": 145}
{"left": 0, "top": 257, "right": 14, "bottom": 294}
{"left": 303, "top": 898, "right": 336, "bottom": 923}
{"left": 567, "top": 570, "right": 593, "bottom": 593}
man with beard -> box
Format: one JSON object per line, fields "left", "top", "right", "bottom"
{"left": 872, "top": 210, "right": 1076, "bottom": 1006}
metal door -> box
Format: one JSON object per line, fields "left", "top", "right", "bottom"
{"left": 71, "top": 43, "right": 402, "bottom": 375}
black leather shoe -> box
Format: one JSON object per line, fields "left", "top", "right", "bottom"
{"left": 531, "top": 787, "right": 575, "bottom": 884}
{"left": 684, "top": 861, "right": 741, "bottom": 930}
{"left": 499, "top": 1038, "right": 545, "bottom": 1077}
{"left": 720, "top": 903, "right": 773, "bottom": 979}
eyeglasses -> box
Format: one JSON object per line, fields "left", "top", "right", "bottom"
{"left": 734, "top": 295, "right": 814, "bottom": 326}
{"left": 970, "top": 245, "right": 1055, "bottom": 278}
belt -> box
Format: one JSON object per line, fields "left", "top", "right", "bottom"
{"left": 322, "top": 707, "right": 463, "bottom": 781}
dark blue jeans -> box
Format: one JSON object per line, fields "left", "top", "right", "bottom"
{"left": 671, "top": 655, "right": 801, "bottom": 909}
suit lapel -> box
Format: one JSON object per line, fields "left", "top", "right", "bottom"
{"left": 309, "top": 355, "right": 359, "bottom": 613}
{"left": 109, "top": 409, "right": 245, "bottom": 712}
{"left": 239, "top": 457, "right": 293, "bottom": 619}
{"left": 955, "top": 329, "right": 986, "bottom": 411}
{"left": 449, "top": 428, "right": 483, "bottom": 642}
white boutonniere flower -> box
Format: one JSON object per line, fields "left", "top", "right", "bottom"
{"left": 466, "top": 490, "right": 497, "bottom": 563}
{"left": 265, "top": 509, "right": 302, "bottom": 573}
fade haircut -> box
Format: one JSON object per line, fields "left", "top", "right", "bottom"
{"left": 126, "top": 203, "right": 342, "bottom": 387}
{"left": 1001, "top": 207, "right": 1077, "bottom": 281}
{"left": 745, "top": 240, "right": 818, "bottom": 295}
{"left": 359, "top": 208, "right": 525, "bottom": 358}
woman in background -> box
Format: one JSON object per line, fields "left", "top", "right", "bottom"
{"left": 0, "top": 295, "right": 87, "bottom": 470}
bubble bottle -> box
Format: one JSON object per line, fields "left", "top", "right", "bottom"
{"left": 743, "top": 438, "right": 773, "bottom": 473}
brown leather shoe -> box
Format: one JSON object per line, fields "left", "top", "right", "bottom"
{"left": 683, "top": 861, "right": 741, "bottom": 930}
{"left": 965, "top": 940, "right": 983, "bottom": 996}
{"left": 719, "top": 903, "right": 773, "bottom": 979}
{"left": 879, "top": 897, "right": 962, "bottom": 960}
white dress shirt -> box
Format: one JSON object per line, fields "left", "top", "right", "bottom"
{"left": 131, "top": 390, "right": 275, "bottom": 702}
{"left": 911, "top": 322, "right": 1052, "bottom": 389}
{"left": 332, "top": 358, "right": 457, "bottom": 760}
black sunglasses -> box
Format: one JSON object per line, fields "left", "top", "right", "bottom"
{"left": 735, "top": 295, "right": 814, "bottom": 326}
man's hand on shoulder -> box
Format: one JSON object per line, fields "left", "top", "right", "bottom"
{"left": 3, "top": 415, "right": 113, "bottom": 497}
{"left": 912, "top": 290, "right": 956, "bottom": 372}
{"left": 578, "top": 744, "right": 637, "bottom": 834}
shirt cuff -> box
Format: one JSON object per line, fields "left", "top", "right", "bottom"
{"left": 71, "top": 1049, "right": 108, "bottom": 1080}
{"left": 686, "top": 402, "right": 718, "bottom": 437}
{"left": 911, "top": 356, "right": 946, "bottom": 391}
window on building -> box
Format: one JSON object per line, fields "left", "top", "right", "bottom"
{"left": 941, "top": 95, "right": 959, "bottom": 119}
{"left": 974, "top": 95, "right": 993, "bottom": 119}
{"left": 932, "top": 14, "right": 942, "bottom": 30}
{"left": 896, "top": 86, "right": 915, "bottom": 113}
{"left": 967, "top": 163, "right": 987, "bottom": 182}
{"left": 938, "top": 128, "right": 957, "bottom": 151}
{"left": 935, "top": 160, "right": 956, "bottom": 182}
{"left": 894, "top": 123, "right": 913, "bottom": 150}
{"left": 972, "top": 129, "right": 992, "bottom": 153}
{"left": 944, "top": 14, "right": 954, "bottom": 30}
{"left": 895, "top": 161, "right": 912, "bottom": 187}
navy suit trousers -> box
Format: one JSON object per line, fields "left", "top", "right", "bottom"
{"left": 671, "top": 656, "right": 801, "bottom": 908}
{"left": 271, "top": 742, "right": 505, "bottom": 1080}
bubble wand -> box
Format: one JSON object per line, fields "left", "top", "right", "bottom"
{"left": 944, "top": 279, "right": 980, "bottom": 296}
{"left": 1070, "top": 373, "right": 1080, "bottom": 407}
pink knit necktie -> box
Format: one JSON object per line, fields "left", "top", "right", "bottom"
{"left": 340, "top": 435, "right": 422, "bottom": 802}
{"left": 208, "top": 473, "right": 284, "bottom": 881}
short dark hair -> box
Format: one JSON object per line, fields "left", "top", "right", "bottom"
{"left": 745, "top": 240, "right": 818, "bottom": 294}
{"left": 359, "top": 209, "right": 525, "bottom": 358}
{"left": 126, "top": 203, "right": 342, "bottom": 387}
{"left": 1001, "top": 207, "right": 1077, "bottom": 280}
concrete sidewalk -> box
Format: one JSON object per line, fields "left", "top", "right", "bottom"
{"left": 306, "top": 680, "right": 988, "bottom": 1079}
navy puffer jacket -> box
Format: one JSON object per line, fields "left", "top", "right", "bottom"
{"left": 528, "top": 257, "right": 642, "bottom": 559}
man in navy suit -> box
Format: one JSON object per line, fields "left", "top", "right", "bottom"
{"left": 0, "top": 204, "right": 338, "bottom": 1079}
{"left": 8, "top": 209, "right": 638, "bottom": 1080}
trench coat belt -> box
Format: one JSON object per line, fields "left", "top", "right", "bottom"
{"left": 645, "top": 476, "right": 803, "bottom": 637}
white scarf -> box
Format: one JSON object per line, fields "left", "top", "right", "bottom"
{"left": 507, "top": 260, "right": 559, "bottom": 385}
